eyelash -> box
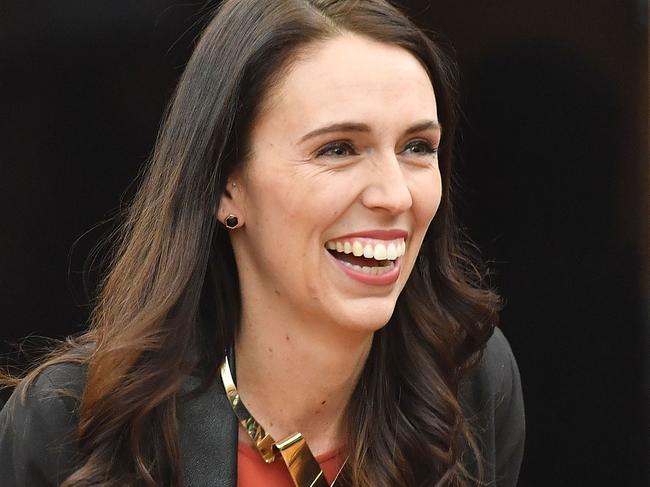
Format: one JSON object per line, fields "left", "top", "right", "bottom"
{"left": 316, "top": 140, "right": 438, "bottom": 158}
{"left": 405, "top": 140, "right": 439, "bottom": 156}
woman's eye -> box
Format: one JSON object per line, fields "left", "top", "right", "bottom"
{"left": 404, "top": 140, "right": 438, "bottom": 156}
{"left": 316, "top": 141, "right": 357, "bottom": 158}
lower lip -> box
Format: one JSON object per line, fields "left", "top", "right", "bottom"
{"left": 327, "top": 251, "right": 402, "bottom": 286}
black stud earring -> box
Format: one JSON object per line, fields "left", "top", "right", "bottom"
{"left": 225, "top": 214, "right": 239, "bottom": 229}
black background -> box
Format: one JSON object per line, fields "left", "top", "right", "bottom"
{"left": 1, "top": 1, "right": 647, "bottom": 486}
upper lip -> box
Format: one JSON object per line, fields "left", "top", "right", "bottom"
{"left": 328, "top": 229, "right": 409, "bottom": 240}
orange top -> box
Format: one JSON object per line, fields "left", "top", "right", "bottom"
{"left": 237, "top": 441, "right": 347, "bottom": 487}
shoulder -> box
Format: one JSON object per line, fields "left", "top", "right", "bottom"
{"left": 475, "top": 327, "right": 522, "bottom": 404}
{"left": 5, "top": 361, "right": 86, "bottom": 423}
{"left": 0, "top": 362, "right": 86, "bottom": 487}
{"left": 461, "top": 327, "right": 526, "bottom": 487}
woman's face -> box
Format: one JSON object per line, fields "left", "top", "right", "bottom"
{"left": 224, "top": 34, "right": 442, "bottom": 333}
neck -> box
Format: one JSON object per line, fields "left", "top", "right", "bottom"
{"left": 233, "top": 302, "right": 373, "bottom": 456}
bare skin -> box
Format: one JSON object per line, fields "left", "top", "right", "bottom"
{"left": 233, "top": 316, "right": 372, "bottom": 455}
{"left": 219, "top": 33, "right": 441, "bottom": 456}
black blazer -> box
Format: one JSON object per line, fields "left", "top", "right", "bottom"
{"left": 0, "top": 328, "right": 525, "bottom": 486}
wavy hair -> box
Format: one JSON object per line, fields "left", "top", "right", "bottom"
{"left": 5, "top": 1, "right": 499, "bottom": 485}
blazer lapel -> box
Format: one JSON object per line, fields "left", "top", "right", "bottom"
{"left": 177, "top": 374, "right": 238, "bottom": 486}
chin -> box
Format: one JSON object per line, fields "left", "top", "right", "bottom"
{"left": 333, "top": 299, "right": 398, "bottom": 333}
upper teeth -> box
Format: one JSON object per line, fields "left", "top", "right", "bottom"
{"left": 324, "top": 238, "right": 406, "bottom": 260}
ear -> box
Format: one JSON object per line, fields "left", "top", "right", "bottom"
{"left": 217, "top": 181, "right": 245, "bottom": 229}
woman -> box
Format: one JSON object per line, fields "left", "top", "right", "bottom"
{"left": 0, "top": 0, "right": 525, "bottom": 486}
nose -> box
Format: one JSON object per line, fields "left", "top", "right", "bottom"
{"left": 360, "top": 153, "right": 413, "bottom": 215}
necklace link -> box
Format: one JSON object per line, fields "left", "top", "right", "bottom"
{"left": 219, "top": 355, "right": 346, "bottom": 486}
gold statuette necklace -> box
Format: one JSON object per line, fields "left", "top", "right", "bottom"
{"left": 220, "top": 356, "right": 347, "bottom": 487}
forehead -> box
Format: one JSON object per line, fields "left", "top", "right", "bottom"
{"left": 255, "top": 34, "right": 438, "bottom": 142}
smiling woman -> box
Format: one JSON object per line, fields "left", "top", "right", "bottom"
{"left": 225, "top": 34, "right": 442, "bottom": 336}
{"left": 0, "top": 1, "right": 524, "bottom": 487}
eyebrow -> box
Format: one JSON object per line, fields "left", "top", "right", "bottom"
{"left": 297, "top": 119, "right": 442, "bottom": 144}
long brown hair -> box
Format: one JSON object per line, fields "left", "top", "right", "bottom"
{"left": 5, "top": 1, "right": 499, "bottom": 485}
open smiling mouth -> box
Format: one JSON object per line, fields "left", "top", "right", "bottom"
{"left": 324, "top": 238, "right": 406, "bottom": 281}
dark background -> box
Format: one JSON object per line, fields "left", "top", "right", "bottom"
{"left": 1, "top": 1, "right": 647, "bottom": 486}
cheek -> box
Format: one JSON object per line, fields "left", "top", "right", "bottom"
{"left": 410, "top": 168, "right": 443, "bottom": 225}
{"left": 247, "top": 169, "right": 303, "bottom": 231}
{"left": 245, "top": 172, "right": 327, "bottom": 264}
